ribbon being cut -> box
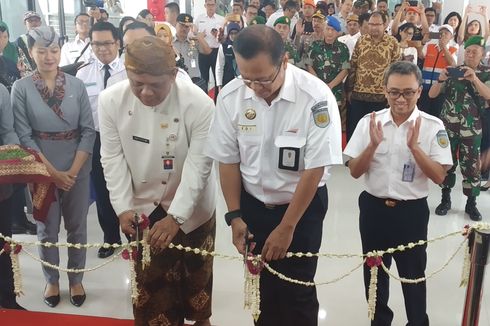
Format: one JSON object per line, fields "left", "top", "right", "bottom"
{"left": 0, "top": 144, "right": 54, "bottom": 221}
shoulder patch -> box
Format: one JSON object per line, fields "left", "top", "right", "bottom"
{"left": 436, "top": 130, "right": 449, "bottom": 148}
{"left": 311, "top": 101, "right": 330, "bottom": 128}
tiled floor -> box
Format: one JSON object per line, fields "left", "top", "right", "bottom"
{"left": 12, "top": 166, "right": 490, "bottom": 325}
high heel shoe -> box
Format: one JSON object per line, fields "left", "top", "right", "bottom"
{"left": 43, "top": 284, "right": 60, "bottom": 308}
{"left": 70, "top": 284, "right": 86, "bottom": 307}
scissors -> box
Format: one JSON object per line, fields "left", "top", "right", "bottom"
{"left": 244, "top": 228, "right": 252, "bottom": 262}
{"left": 132, "top": 213, "right": 140, "bottom": 249}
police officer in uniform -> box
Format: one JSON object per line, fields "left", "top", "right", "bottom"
{"left": 206, "top": 25, "right": 342, "bottom": 326}
{"left": 344, "top": 61, "right": 453, "bottom": 326}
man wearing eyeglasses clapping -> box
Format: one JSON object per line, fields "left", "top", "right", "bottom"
{"left": 344, "top": 61, "right": 452, "bottom": 326}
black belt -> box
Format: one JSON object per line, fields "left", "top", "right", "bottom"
{"left": 366, "top": 192, "right": 427, "bottom": 208}
{"left": 242, "top": 190, "right": 289, "bottom": 211}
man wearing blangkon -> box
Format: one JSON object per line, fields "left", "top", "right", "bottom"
{"left": 98, "top": 36, "right": 216, "bottom": 326}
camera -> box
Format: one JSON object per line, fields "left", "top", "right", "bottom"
{"left": 83, "top": 0, "right": 104, "bottom": 8}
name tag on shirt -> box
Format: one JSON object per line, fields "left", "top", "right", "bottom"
{"left": 133, "top": 136, "right": 150, "bottom": 144}
{"left": 279, "top": 147, "right": 300, "bottom": 171}
{"left": 239, "top": 124, "right": 257, "bottom": 134}
{"left": 402, "top": 161, "right": 415, "bottom": 182}
{"left": 162, "top": 155, "right": 175, "bottom": 171}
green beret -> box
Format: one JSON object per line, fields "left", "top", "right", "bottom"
{"left": 273, "top": 16, "right": 291, "bottom": 27}
{"left": 249, "top": 16, "right": 266, "bottom": 25}
{"left": 464, "top": 35, "right": 486, "bottom": 49}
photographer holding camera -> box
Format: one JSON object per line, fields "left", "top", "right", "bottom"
{"left": 429, "top": 35, "right": 490, "bottom": 221}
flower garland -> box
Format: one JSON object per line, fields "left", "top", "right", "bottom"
{"left": 0, "top": 222, "right": 489, "bottom": 322}
{"left": 244, "top": 255, "right": 263, "bottom": 322}
{"left": 366, "top": 255, "right": 382, "bottom": 320}
{"left": 2, "top": 243, "right": 23, "bottom": 296}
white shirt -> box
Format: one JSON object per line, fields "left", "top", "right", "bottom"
{"left": 402, "top": 46, "right": 418, "bottom": 64}
{"left": 60, "top": 34, "right": 93, "bottom": 66}
{"left": 338, "top": 32, "right": 361, "bottom": 59}
{"left": 205, "top": 64, "right": 343, "bottom": 205}
{"left": 428, "top": 23, "right": 439, "bottom": 33}
{"left": 343, "top": 107, "right": 453, "bottom": 200}
{"left": 196, "top": 13, "right": 226, "bottom": 48}
{"left": 215, "top": 43, "right": 226, "bottom": 87}
{"left": 76, "top": 56, "right": 125, "bottom": 131}
{"left": 98, "top": 78, "right": 216, "bottom": 233}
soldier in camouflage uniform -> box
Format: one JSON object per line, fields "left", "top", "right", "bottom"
{"left": 429, "top": 36, "right": 490, "bottom": 221}
{"left": 273, "top": 16, "right": 300, "bottom": 64}
{"left": 306, "top": 16, "right": 350, "bottom": 131}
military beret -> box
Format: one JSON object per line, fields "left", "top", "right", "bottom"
{"left": 326, "top": 16, "right": 341, "bottom": 32}
{"left": 249, "top": 16, "right": 266, "bottom": 25}
{"left": 464, "top": 35, "right": 486, "bottom": 49}
{"left": 274, "top": 16, "right": 291, "bottom": 27}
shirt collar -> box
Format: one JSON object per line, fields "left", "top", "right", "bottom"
{"left": 97, "top": 56, "right": 121, "bottom": 71}
{"left": 75, "top": 34, "right": 89, "bottom": 44}
{"left": 243, "top": 63, "right": 296, "bottom": 103}
{"left": 380, "top": 106, "right": 420, "bottom": 126}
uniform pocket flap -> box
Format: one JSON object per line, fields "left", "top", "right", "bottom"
{"left": 274, "top": 135, "right": 306, "bottom": 148}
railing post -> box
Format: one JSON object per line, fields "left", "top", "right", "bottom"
{"left": 462, "top": 230, "right": 490, "bottom": 326}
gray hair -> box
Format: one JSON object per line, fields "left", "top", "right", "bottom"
{"left": 383, "top": 61, "right": 422, "bottom": 86}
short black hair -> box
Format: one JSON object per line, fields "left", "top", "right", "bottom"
{"left": 165, "top": 2, "right": 180, "bottom": 14}
{"left": 370, "top": 11, "right": 386, "bottom": 24}
{"left": 89, "top": 21, "right": 119, "bottom": 41}
{"left": 377, "top": 0, "right": 387, "bottom": 4}
{"left": 358, "top": 12, "right": 371, "bottom": 25}
{"left": 234, "top": 25, "right": 284, "bottom": 66}
{"left": 394, "top": 3, "right": 401, "bottom": 9}
{"left": 246, "top": 4, "right": 258, "bottom": 11}
{"left": 74, "top": 13, "right": 90, "bottom": 25}
{"left": 122, "top": 21, "right": 156, "bottom": 37}
{"left": 263, "top": 1, "right": 276, "bottom": 9}
{"left": 119, "top": 16, "right": 136, "bottom": 33}
{"left": 100, "top": 8, "right": 109, "bottom": 18}
{"left": 138, "top": 9, "right": 151, "bottom": 18}
{"left": 383, "top": 61, "right": 422, "bottom": 86}
{"left": 425, "top": 7, "right": 436, "bottom": 15}
{"left": 284, "top": 0, "right": 298, "bottom": 11}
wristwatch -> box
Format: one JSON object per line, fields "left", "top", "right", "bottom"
{"left": 172, "top": 215, "right": 185, "bottom": 225}
{"left": 225, "top": 209, "right": 242, "bottom": 226}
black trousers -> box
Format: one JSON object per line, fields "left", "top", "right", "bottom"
{"left": 347, "top": 99, "right": 387, "bottom": 142}
{"left": 0, "top": 195, "right": 15, "bottom": 305}
{"left": 10, "top": 185, "right": 27, "bottom": 227}
{"left": 241, "top": 186, "right": 328, "bottom": 326}
{"left": 359, "top": 191, "right": 429, "bottom": 326}
{"left": 198, "top": 48, "right": 219, "bottom": 98}
{"left": 417, "top": 89, "right": 444, "bottom": 119}
{"left": 91, "top": 132, "right": 121, "bottom": 244}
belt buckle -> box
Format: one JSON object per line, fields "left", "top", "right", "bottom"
{"left": 264, "top": 204, "right": 276, "bottom": 210}
{"left": 385, "top": 199, "right": 397, "bottom": 208}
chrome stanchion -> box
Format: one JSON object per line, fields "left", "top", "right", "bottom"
{"left": 462, "top": 230, "right": 490, "bottom": 326}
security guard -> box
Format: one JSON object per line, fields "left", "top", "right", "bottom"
{"left": 205, "top": 25, "right": 342, "bottom": 326}
{"left": 344, "top": 61, "right": 452, "bottom": 326}
{"left": 429, "top": 35, "right": 490, "bottom": 221}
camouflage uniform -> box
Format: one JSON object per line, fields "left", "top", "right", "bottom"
{"left": 285, "top": 41, "right": 300, "bottom": 65}
{"left": 439, "top": 64, "right": 490, "bottom": 197}
{"left": 306, "top": 39, "right": 350, "bottom": 130}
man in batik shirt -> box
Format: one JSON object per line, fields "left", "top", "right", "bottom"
{"left": 306, "top": 16, "right": 350, "bottom": 130}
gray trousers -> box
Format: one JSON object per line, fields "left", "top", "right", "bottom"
{"left": 36, "top": 176, "right": 89, "bottom": 286}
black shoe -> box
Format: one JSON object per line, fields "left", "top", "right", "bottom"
{"left": 435, "top": 188, "right": 452, "bottom": 216}
{"left": 465, "top": 197, "right": 482, "bottom": 221}
{"left": 43, "top": 291, "right": 60, "bottom": 308}
{"left": 98, "top": 246, "right": 115, "bottom": 258}
{"left": 70, "top": 285, "right": 86, "bottom": 307}
{"left": 11, "top": 223, "right": 27, "bottom": 235}
{"left": 0, "top": 300, "right": 26, "bottom": 310}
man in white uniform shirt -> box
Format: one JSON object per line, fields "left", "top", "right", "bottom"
{"left": 206, "top": 25, "right": 342, "bottom": 326}
{"left": 196, "top": 0, "right": 225, "bottom": 97}
{"left": 60, "top": 13, "right": 93, "bottom": 66}
{"left": 99, "top": 36, "right": 216, "bottom": 326}
{"left": 344, "top": 61, "right": 452, "bottom": 326}
{"left": 338, "top": 14, "right": 361, "bottom": 58}
{"left": 76, "top": 22, "right": 125, "bottom": 258}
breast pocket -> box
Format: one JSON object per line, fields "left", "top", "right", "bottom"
{"left": 274, "top": 135, "right": 306, "bottom": 171}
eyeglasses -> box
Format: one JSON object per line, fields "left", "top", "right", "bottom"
{"left": 76, "top": 20, "right": 90, "bottom": 25}
{"left": 386, "top": 89, "right": 419, "bottom": 99}
{"left": 237, "top": 63, "right": 282, "bottom": 87}
{"left": 91, "top": 41, "right": 116, "bottom": 49}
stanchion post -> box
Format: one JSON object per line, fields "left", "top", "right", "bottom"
{"left": 461, "top": 229, "right": 490, "bottom": 326}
